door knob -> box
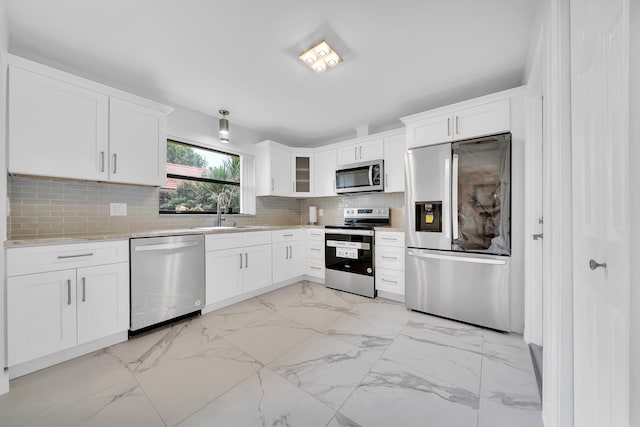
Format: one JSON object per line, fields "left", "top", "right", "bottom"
{"left": 589, "top": 259, "right": 607, "bottom": 270}
{"left": 532, "top": 233, "right": 543, "bottom": 240}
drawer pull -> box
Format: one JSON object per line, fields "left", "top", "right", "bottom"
{"left": 283, "top": 234, "right": 294, "bottom": 237}
{"left": 382, "top": 278, "right": 398, "bottom": 284}
{"left": 58, "top": 253, "right": 94, "bottom": 259}
{"left": 382, "top": 256, "right": 398, "bottom": 260}
{"left": 311, "top": 248, "right": 321, "bottom": 252}
{"left": 310, "top": 266, "right": 322, "bottom": 270}
{"left": 381, "top": 237, "right": 398, "bottom": 241}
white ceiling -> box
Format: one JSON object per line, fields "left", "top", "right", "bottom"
{"left": 4, "top": 0, "right": 541, "bottom": 147}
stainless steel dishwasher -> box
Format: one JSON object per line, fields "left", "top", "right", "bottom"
{"left": 130, "top": 234, "right": 205, "bottom": 332}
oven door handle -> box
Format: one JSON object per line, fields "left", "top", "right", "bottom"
{"left": 325, "top": 229, "right": 374, "bottom": 236}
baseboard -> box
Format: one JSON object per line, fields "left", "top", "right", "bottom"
{"left": 376, "top": 290, "right": 405, "bottom": 303}
{"left": 9, "top": 331, "right": 128, "bottom": 380}
{"left": 0, "top": 369, "right": 8, "bottom": 395}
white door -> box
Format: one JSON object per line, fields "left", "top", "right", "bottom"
{"left": 314, "top": 148, "right": 337, "bottom": 196}
{"left": 272, "top": 241, "right": 290, "bottom": 283}
{"left": 406, "top": 112, "right": 453, "bottom": 149}
{"left": 453, "top": 99, "right": 510, "bottom": 140}
{"left": 76, "top": 263, "right": 129, "bottom": 344}
{"left": 8, "top": 67, "right": 109, "bottom": 181}
{"left": 292, "top": 153, "right": 314, "bottom": 196}
{"left": 383, "top": 134, "right": 405, "bottom": 193}
{"left": 270, "top": 147, "right": 292, "bottom": 196}
{"left": 243, "top": 244, "right": 273, "bottom": 292}
{"left": 288, "top": 240, "right": 306, "bottom": 279}
{"left": 571, "top": 0, "right": 629, "bottom": 425}
{"left": 337, "top": 143, "right": 360, "bottom": 165}
{"left": 358, "top": 139, "right": 384, "bottom": 162}
{"left": 109, "top": 97, "right": 166, "bottom": 186}
{"left": 205, "top": 248, "right": 243, "bottom": 305}
{"left": 7, "top": 270, "right": 77, "bottom": 366}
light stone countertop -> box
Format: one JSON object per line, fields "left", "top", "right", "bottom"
{"left": 5, "top": 224, "right": 400, "bottom": 248}
{"left": 6, "top": 225, "right": 320, "bottom": 248}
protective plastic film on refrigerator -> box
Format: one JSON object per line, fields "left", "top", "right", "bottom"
{"left": 405, "top": 133, "right": 511, "bottom": 331}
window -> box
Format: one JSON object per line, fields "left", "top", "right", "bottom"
{"left": 159, "top": 140, "right": 240, "bottom": 214}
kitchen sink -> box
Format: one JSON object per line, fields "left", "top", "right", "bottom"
{"left": 189, "top": 226, "right": 254, "bottom": 231}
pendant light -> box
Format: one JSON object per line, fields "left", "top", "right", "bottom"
{"left": 219, "top": 110, "right": 230, "bottom": 143}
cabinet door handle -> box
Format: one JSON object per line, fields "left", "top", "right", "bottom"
{"left": 382, "top": 256, "right": 398, "bottom": 260}
{"left": 381, "top": 237, "right": 398, "bottom": 241}
{"left": 382, "top": 278, "right": 398, "bottom": 284}
{"left": 311, "top": 248, "right": 321, "bottom": 252}
{"left": 58, "top": 253, "right": 94, "bottom": 259}
{"left": 290, "top": 245, "right": 293, "bottom": 259}
{"left": 239, "top": 253, "right": 243, "bottom": 269}
{"left": 447, "top": 118, "right": 451, "bottom": 136}
{"left": 67, "top": 279, "right": 72, "bottom": 305}
{"left": 245, "top": 253, "right": 248, "bottom": 268}
{"left": 385, "top": 173, "right": 388, "bottom": 189}
{"left": 283, "top": 233, "right": 294, "bottom": 237}
{"left": 310, "top": 266, "right": 321, "bottom": 270}
{"left": 272, "top": 178, "right": 275, "bottom": 192}
{"left": 455, "top": 116, "right": 460, "bottom": 134}
{"left": 100, "top": 151, "right": 105, "bottom": 172}
{"left": 82, "top": 277, "right": 86, "bottom": 302}
{"left": 292, "top": 182, "right": 295, "bottom": 193}
{"left": 112, "top": 153, "right": 117, "bottom": 174}
{"left": 359, "top": 146, "right": 362, "bottom": 159}
{"left": 285, "top": 246, "right": 289, "bottom": 259}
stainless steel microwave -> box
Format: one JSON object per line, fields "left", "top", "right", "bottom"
{"left": 335, "top": 160, "right": 384, "bottom": 194}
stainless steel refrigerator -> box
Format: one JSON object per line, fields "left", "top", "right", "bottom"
{"left": 405, "top": 133, "right": 511, "bottom": 331}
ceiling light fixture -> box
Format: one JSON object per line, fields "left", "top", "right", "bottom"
{"left": 299, "top": 40, "right": 342, "bottom": 73}
{"left": 218, "top": 109, "right": 230, "bottom": 143}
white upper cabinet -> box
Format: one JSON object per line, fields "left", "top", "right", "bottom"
{"left": 383, "top": 133, "right": 405, "bottom": 193}
{"left": 7, "top": 57, "right": 172, "bottom": 186}
{"left": 337, "top": 137, "right": 384, "bottom": 166}
{"left": 403, "top": 97, "right": 511, "bottom": 149}
{"left": 109, "top": 98, "right": 167, "bottom": 186}
{"left": 454, "top": 99, "right": 510, "bottom": 140}
{"left": 314, "top": 148, "right": 337, "bottom": 197}
{"left": 292, "top": 152, "right": 314, "bottom": 196}
{"left": 8, "top": 66, "right": 110, "bottom": 181}
{"left": 255, "top": 141, "right": 292, "bottom": 197}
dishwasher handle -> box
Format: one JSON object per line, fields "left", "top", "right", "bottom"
{"left": 134, "top": 241, "right": 201, "bottom": 252}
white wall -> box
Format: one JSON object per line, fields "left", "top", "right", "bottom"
{"left": 629, "top": 0, "right": 639, "bottom": 423}
{"left": 0, "top": 0, "right": 10, "bottom": 395}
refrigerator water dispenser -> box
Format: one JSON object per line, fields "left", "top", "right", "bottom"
{"left": 415, "top": 202, "right": 442, "bottom": 232}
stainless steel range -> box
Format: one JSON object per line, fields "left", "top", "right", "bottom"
{"left": 324, "top": 208, "right": 390, "bottom": 298}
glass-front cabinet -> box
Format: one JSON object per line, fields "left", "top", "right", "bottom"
{"left": 292, "top": 152, "right": 314, "bottom": 196}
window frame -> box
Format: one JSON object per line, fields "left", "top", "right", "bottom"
{"left": 159, "top": 139, "right": 241, "bottom": 215}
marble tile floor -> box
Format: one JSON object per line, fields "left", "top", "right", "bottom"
{"left": 0, "top": 281, "right": 543, "bottom": 427}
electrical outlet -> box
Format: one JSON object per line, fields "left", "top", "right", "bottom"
{"left": 110, "top": 203, "right": 127, "bottom": 216}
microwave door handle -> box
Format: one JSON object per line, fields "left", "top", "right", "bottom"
{"left": 369, "top": 165, "right": 374, "bottom": 186}
{"left": 452, "top": 154, "right": 459, "bottom": 240}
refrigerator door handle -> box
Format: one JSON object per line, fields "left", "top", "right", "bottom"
{"left": 443, "top": 156, "right": 451, "bottom": 239}
{"left": 407, "top": 251, "right": 507, "bottom": 266}
{"left": 452, "top": 154, "right": 459, "bottom": 240}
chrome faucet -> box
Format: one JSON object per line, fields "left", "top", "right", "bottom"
{"left": 216, "top": 192, "right": 230, "bottom": 226}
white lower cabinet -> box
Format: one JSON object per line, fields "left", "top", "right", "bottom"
{"left": 272, "top": 229, "right": 305, "bottom": 283}
{"left": 6, "top": 240, "right": 130, "bottom": 367}
{"left": 306, "top": 229, "right": 325, "bottom": 279}
{"left": 76, "top": 263, "right": 129, "bottom": 345}
{"left": 205, "top": 231, "right": 272, "bottom": 305}
{"left": 375, "top": 231, "right": 406, "bottom": 299}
